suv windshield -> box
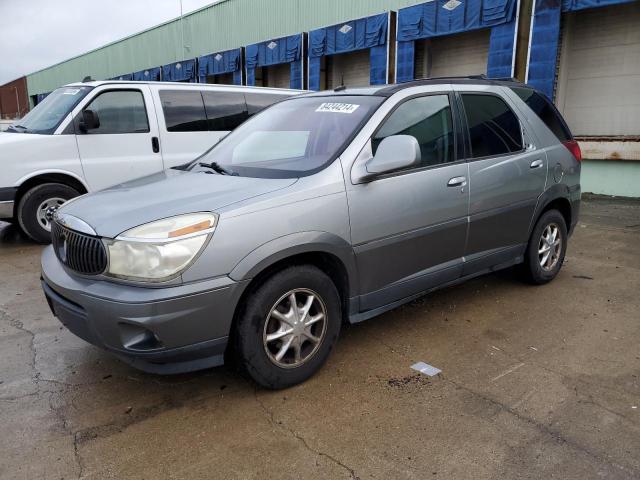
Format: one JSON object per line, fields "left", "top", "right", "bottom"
{"left": 7, "top": 86, "right": 92, "bottom": 134}
{"left": 193, "top": 95, "right": 385, "bottom": 178}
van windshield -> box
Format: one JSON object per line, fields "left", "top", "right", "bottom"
{"left": 6, "top": 86, "right": 92, "bottom": 134}
{"left": 194, "top": 95, "right": 384, "bottom": 178}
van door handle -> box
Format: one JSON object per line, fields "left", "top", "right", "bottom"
{"left": 447, "top": 176, "right": 467, "bottom": 187}
{"left": 530, "top": 159, "right": 543, "bottom": 169}
{"left": 151, "top": 136, "right": 160, "bottom": 153}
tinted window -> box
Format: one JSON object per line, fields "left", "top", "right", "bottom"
{"left": 202, "top": 91, "right": 248, "bottom": 131}
{"left": 84, "top": 90, "right": 149, "bottom": 134}
{"left": 373, "top": 95, "right": 455, "bottom": 167}
{"left": 461, "top": 94, "right": 523, "bottom": 158}
{"left": 245, "top": 93, "right": 288, "bottom": 115}
{"left": 511, "top": 87, "right": 572, "bottom": 142}
{"left": 159, "top": 90, "right": 207, "bottom": 132}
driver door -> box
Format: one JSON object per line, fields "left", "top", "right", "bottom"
{"left": 75, "top": 86, "right": 164, "bottom": 191}
{"left": 346, "top": 93, "right": 469, "bottom": 311}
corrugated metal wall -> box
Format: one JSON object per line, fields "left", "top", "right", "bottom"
{"left": 27, "top": 0, "right": 426, "bottom": 95}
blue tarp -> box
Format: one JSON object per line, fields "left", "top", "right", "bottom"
{"left": 562, "top": 0, "right": 635, "bottom": 10}
{"left": 396, "top": 0, "right": 518, "bottom": 83}
{"left": 35, "top": 92, "right": 50, "bottom": 104}
{"left": 198, "top": 48, "right": 242, "bottom": 84}
{"left": 132, "top": 67, "right": 161, "bottom": 81}
{"left": 245, "top": 34, "right": 303, "bottom": 89}
{"left": 527, "top": 0, "right": 636, "bottom": 99}
{"left": 308, "top": 12, "right": 389, "bottom": 91}
{"left": 162, "top": 59, "right": 197, "bottom": 82}
{"left": 110, "top": 73, "right": 133, "bottom": 81}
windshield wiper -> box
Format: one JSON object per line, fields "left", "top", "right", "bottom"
{"left": 7, "top": 124, "right": 28, "bottom": 133}
{"left": 198, "top": 161, "right": 238, "bottom": 176}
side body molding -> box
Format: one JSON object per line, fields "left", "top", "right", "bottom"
{"left": 228, "top": 230, "right": 359, "bottom": 300}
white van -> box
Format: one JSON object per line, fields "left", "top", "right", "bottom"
{"left": 0, "top": 81, "right": 301, "bottom": 242}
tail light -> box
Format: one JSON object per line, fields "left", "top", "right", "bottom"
{"left": 562, "top": 139, "right": 582, "bottom": 162}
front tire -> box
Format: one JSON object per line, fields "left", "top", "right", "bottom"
{"left": 17, "top": 183, "right": 80, "bottom": 244}
{"left": 522, "top": 209, "right": 568, "bottom": 285}
{"left": 235, "top": 265, "right": 342, "bottom": 389}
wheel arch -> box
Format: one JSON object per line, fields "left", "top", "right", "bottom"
{"left": 529, "top": 185, "right": 573, "bottom": 239}
{"left": 14, "top": 171, "right": 88, "bottom": 217}
{"left": 229, "top": 232, "right": 358, "bottom": 327}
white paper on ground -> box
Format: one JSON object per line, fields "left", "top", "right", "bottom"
{"left": 411, "top": 362, "right": 442, "bottom": 377}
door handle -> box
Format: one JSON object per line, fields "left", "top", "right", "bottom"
{"left": 447, "top": 176, "right": 467, "bottom": 187}
{"left": 151, "top": 136, "right": 160, "bottom": 153}
{"left": 530, "top": 159, "right": 543, "bottom": 169}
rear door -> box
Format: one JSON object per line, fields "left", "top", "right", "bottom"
{"left": 75, "top": 86, "right": 163, "bottom": 191}
{"left": 456, "top": 86, "right": 546, "bottom": 274}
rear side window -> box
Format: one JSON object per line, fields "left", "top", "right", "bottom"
{"left": 511, "top": 87, "right": 572, "bottom": 142}
{"left": 83, "top": 90, "right": 149, "bottom": 134}
{"left": 461, "top": 94, "right": 523, "bottom": 158}
{"left": 202, "top": 91, "right": 248, "bottom": 131}
{"left": 373, "top": 95, "right": 455, "bottom": 167}
{"left": 159, "top": 90, "right": 208, "bottom": 132}
{"left": 245, "top": 93, "right": 288, "bottom": 115}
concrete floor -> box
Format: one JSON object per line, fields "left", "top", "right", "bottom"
{"left": 0, "top": 196, "right": 639, "bottom": 480}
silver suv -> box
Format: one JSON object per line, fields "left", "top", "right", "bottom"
{"left": 41, "top": 78, "right": 581, "bottom": 389}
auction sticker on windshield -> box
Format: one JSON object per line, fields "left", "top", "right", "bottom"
{"left": 316, "top": 103, "right": 360, "bottom": 114}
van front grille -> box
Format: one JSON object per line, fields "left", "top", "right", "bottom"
{"left": 51, "top": 221, "right": 107, "bottom": 275}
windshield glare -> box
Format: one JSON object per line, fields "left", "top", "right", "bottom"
{"left": 8, "top": 86, "right": 92, "bottom": 134}
{"left": 195, "top": 95, "right": 384, "bottom": 178}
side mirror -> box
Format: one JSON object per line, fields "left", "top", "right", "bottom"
{"left": 362, "top": 135, "right": 421, "bottom": 181}
{"left": 79, "top": 109, "right": 100, "bottom": 132}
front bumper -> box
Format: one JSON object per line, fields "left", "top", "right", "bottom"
{"left": 41, "top": 246, "right": 248, "bottom": 374}
{"left": 0, "top": 187, "right": 16, "bottom": 219}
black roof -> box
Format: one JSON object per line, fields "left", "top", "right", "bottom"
{"left": 377, "top": 75, "right": 528, "bottom": 96}
{"left": 301, "top": 75, "right": 529, "bottom": 98}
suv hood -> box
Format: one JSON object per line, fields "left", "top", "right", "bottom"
{"left": 59, "top": 169, "right": 297, "bottom": 238}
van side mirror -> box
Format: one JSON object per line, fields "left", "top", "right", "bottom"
{"left": 79, "top": 109, "right": 100, "bottom": 132}
{"left": 361, "top": 135, "right": 421, "bottom": 181}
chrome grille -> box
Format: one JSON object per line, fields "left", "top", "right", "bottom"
{"left": 51, "top": 221, "right": 107, "bottom": 275}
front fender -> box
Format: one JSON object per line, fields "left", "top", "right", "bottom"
{"left": 228, "top": 231, "right": 358, "bottom": 295}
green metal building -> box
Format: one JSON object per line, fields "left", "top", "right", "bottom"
{"left": 20, "top": 0, "right": 640, "bottom": 197}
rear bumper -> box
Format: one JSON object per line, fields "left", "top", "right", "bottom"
{"left": 41, "top": 246, "right": 248, "bottom": 374}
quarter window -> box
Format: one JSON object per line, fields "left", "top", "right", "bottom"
{"left": 202, "top": 91, "right": 248, "bottom": 131}
{"left": 510, "top": 87, "right": 572, "bottom": 142}
{"left": 83, "top": 90, "right": 149, "bottom": 134}
{"left": 373, "top": 95, "right": 455, "bottom": 167}
{"left": 461, "top": 94, "right": 523, "bottom": 158}
{"left": 159, "top": 90, "right": 208, "bottom": 132}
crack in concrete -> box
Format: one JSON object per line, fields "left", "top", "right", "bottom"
{"left": 0, "top": 307, "right": 85, "bottom": 479}
{"left": 254, "top": 388, "right": 360, "bottom": 479}
{"left": 448, "top": 379, "right": 640, "bottom": 477}
{"left": 376, "top": 336, "right": 640, "bottom": 477}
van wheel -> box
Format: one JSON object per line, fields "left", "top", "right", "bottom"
{"left": 235, "top": 265, "right": 341, "bottom": 389}
{"left": 17, "top": 183, "right": 80, "bottom": 244}
{"left": 522, "top": 209, "right": 568, "bottom": 285}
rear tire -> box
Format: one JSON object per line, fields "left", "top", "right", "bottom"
{"left": 17, "top": 183, "right": 80, "bottom": 244}
{"left": 235, "top": 265, "right": 341, "bottom": 389}
{"left": 522, "top": 209, "right": 568, "bottom": 285}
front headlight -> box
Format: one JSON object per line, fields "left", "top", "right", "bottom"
{"left": 104, "top": 213, "right": 217, "bottom": 282}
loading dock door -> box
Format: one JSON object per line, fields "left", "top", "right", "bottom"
{"left": 204, "top": 72, "right": 235, "bottom": 85}
{"left": 414, "top": 29, "right": 490, "bottom": 79}
{"left": 326, "top": 49, "right": 371, "bottom": 90}
{"left": 262, "top": 63, "right": 292, "bottom": 89}
{"left": 555, "top": 2, "right": 640, "bottom": 136}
